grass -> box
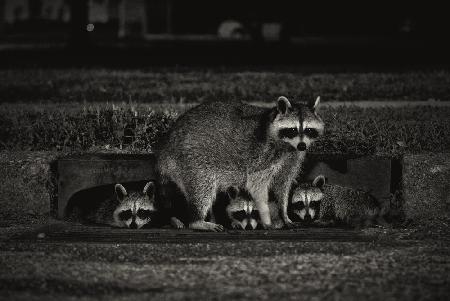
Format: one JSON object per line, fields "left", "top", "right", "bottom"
{"left": 1, "top": 69, "right": 450, "bottom": 103}
{"left": 0, "top": 103, "right": 178, "bottom": 153}
{"left": 1, "top": 102, "right": 449, "bottom": 157}
{"left": 1, "top": 68, "right": 449, "bottom": 156}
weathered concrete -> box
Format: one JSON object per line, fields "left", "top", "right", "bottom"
{"left": 10, "top": 223, "right": 379, "bottom": 243}
{"left": 0, "top": 152, "right": 58, "bottom": 223}
{"left": 403, "top": 153, "right": 450, "bottom": 228}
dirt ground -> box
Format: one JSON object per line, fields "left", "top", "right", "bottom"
{"left": 0, "top": 222, "right": 449, "bottom": 301}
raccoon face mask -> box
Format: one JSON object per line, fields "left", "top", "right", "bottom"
{"left": 271, "top": 96, "right": 324, "bottom": 152}
{"left": 113, "top": 182, "right": 157, "bottom": 229}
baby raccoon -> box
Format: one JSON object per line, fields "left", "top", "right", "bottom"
{"left": 290, "top": 175, "right": 386, "bottom": 228}
{"left": 225, "top": 187, "right": 285, "bottom": 230}
{"left": 225, "top": 187, "right": 259, "bottom": 230}
{"left": 90, "top": 181, "right": 158, "bottom": 229}
{"left": 289, "top": 177, "right": 323, "bottom": 224}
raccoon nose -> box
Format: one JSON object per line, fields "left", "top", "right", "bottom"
{"left": 245, "top": 223, "right": 254, "bottom": 230}
{"left": 297, "top": 142, "right": 306, "bottom": 151}
{"left": 129, "top": 221, "right": 138, "bottom": 229}
{"left": 304, "top": 215, "right": 312, "bottom": 222}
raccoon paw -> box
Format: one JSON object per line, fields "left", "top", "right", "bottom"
{"left": 287, "top": 222, "right": 305, "bottom": 229}
{"left": 259, "top": 223, "right": 277, "bottom": 230}
{"left": 170, "top": 217, "right": 185, "bottom": 229}
{"left": 283, "top": 218, "right": 298, "bottom": 229}
{"left": 271, "top": 220, "right": 285, "bottom": 229}
{"left": 189, "top": 221, "right": 224, "bottom": 232}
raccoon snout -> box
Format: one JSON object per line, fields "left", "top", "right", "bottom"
{"left": 129, "top": 221, "right": 138, "bottom": 229}
{"left": 245, "top": 223, "right": 254, "bottom": 230}
{"left": 303, "top": 215, "right": 312, "bottom": 222}
{"left": 297, "top": 142, "right": 306, "bottom": 151}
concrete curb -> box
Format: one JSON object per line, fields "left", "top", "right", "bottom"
{"left": 1, "top": 151, "right": 449, "bottom": 226}
{"left": 248, "top": 100, "right": 450, "bottom": 108}
{"left": 402, "top": 153, "right": 450, "bottom": 224}
{"left": 0, "top": 151, "right": 58, "bottom": 222}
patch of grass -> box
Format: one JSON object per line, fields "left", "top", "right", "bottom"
{"left": 1, "top": 102, "right": 449, "bottom": 157}
{"left": 1, "top": 69, "right": 449, "bottom": 103}
{"left": 316, "top": 106, "right": 450, "bottom": 157}
{"left": 0, "top": 103, "right": 178, "bottom": 152}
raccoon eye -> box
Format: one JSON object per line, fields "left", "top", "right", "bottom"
{"left": 278, "top": 128, "right": 298, "bottom": 139}
{"left": 118, "top": 210, "right": 132, "bottom": 221}
{"left": 250, "top": 210, "right": 260, "bottom": 220}
{"left": 304, "top": 128, "right": 319, "bottom": 138}
{"left": 291, "top": 202, "right": 305, "bottom": 210}
{"left": 232, "top": 210, "right": 246, "bottom": 221}
{"left": 310, "top": 201, "right": 321, "bottom": 210}
{"left": 137, "top": 209, "right": 153, "bottom": 219}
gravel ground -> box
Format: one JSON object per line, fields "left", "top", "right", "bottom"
{"left": 0, "top": 223, "right": 449, "bottom": 301}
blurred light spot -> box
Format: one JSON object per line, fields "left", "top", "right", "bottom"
{"left": 86, "top": 23, "right": 95, "bottom": 32}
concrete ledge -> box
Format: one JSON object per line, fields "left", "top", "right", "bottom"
{"left": 0, "top": 151, "right": 58, "bottom": 223}
{"left": 1, "top": 151, "right": 449, "bottom": 229}
{"left": 403, "top": 153, "right": 450, "bottom": 224}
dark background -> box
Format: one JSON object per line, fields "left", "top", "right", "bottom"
{"left": 0, "top": 0, "right": 449, "bottom": 68}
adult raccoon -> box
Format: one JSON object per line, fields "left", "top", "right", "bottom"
{"left": 155, "top": 97, "right": 324, "bottom": 231}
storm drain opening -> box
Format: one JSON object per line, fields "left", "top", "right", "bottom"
{"left": 64, "top": 180, "right": 156, "bottom": 228}
{"left": 57, "top": 153, "right": 155, "bottom": 219}
{"left": 49, "top": 153, "right": 404, "bottom": 242}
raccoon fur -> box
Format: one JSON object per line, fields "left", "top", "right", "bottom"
{"left": 290, "top": 175, "right": 387, "bottom": 228}
{"left": 87, "top": 182, "right": 159, "bottom": 229}
{"left": 155, "top": 96, "right": 324, "bottom": 231}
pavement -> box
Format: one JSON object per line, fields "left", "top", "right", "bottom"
{"left": 0, "top": 220, "right": 449, "bottom": 301}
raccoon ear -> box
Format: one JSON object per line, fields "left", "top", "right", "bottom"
{"left": 309, "top": 96, "right": 321, "bottom": 111}
{"left": 115, "top": 184, "right": 127, "bottom": 201}
{"left": 312, "top": 175, "right": 326, "bottom": 189}
{"left": 226, "top": 186, "right": 239, "bottom": 200}
{"left": 143, "top": 181, "right": 155, "bottom": 198}
{"left": 277, "top": 96, "right": 291, "bottom": 115}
